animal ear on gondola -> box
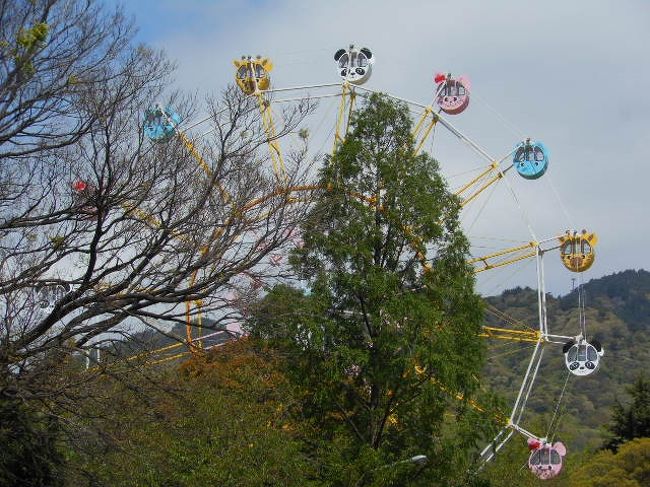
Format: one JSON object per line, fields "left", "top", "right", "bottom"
{"left": 360, "top": 47, "right": 372, "bottom": 59}
{"left": 562, "top": 340, "right": 575, "bottom": 354}
{"left": 458, "top": 75, "right": 471, "bottom": 91}
{"left": 552, "top": 442, "right": 567, "bottom": 457}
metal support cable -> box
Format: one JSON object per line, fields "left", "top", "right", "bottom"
{"left": 546, "top": 371, "right": 571, "bottom": 442}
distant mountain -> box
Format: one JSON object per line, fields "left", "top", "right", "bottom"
{"left": 483, "top": 269, "right": 650, "bottom": 451}
{"left": 559, "top": 269, "right": 650, "bottom": 331}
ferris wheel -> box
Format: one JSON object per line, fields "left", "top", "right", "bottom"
{"left": 141, "top": 44, "right": 602, "bottom": 479}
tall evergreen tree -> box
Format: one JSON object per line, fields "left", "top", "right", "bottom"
{"left": 251, "top": 94, "right": 499, "bottom": 485}
{"left": 606, "top": 375, "right": 650, "bottom": 451}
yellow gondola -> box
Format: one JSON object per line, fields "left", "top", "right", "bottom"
{"left": 558, "top": 230, "right": 598, "bottom": 272}
{"left": 233, "top": 55, "right": 273, "bottom": 95}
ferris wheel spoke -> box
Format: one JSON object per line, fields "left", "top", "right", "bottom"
{"left": 511, "top": 340, "right": 544, "bottom": 427}
{"left": 480, "top": 327, "right": 540, "bottom": 343}
{"left": 477, "top": 428, "right": 514, "bottom": 469}
{"left": 332, "top": 82, "right": 356, "bottom": 155}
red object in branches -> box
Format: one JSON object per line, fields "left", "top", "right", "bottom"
{"left": 72, "top": 180, "right": 88, "bottom": 192}
{"left": 434, "top": 72, "right": 447, "bottom": 84}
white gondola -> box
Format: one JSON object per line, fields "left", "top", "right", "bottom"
{"left": 563, "top": 338, "right": 604, "bottom": 376}
{"left": 334, "top": 45, "right": 374, "bottom": 85}
{"left": 35, "top": 283, "right": 71, "bottom": 309}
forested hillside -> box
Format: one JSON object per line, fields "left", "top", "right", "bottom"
{"left": 484, "top": 269, "right": 650, "bottom": 452}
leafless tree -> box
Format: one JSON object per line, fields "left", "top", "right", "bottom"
{"left": 0, "top": 0, "right": 315, "bottom": 405}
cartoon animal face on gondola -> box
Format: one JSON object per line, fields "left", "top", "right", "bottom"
{"left": 143, "top": 104, "right": 180, "bottom": 142}
{"left": 513, "top": 140, "right": 549, "bottom": 180}
{"left": 527, "top": 439, "right": 566, "bottom": 480}
{"left": 334, "top": 46, "right": 373, "bottom": 85}
{"left": 233, "top": 56, "right": 273, "bottom": 95}
{"left": 34, "top": 283, "right": 71, "bottom": 309}
{"left": 434, "top": 73, "right": 470, "bottom": 115}
{"left": 563, "top": 339, "right": 603, "bottom": 376}
{"left": 559, "top": 230, "right": 598, "bottom": 273}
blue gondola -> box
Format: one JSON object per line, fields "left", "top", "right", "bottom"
{"left": 513, "top": 139, "right": 548, "bottom": 180}
{"left": 143, "top": 104, "right": 181, "bottom": 142}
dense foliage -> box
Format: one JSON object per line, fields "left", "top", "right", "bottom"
{"left": 606, "top": 375, "right": 650, "bottom": 451}
{"left": 0, "top": 399, "right": 65, "bottom": 487}
{"left": 249, "top": 94, "right": 498, "bottom": 485}
{"left": 2, "top": 269, "right": 646, "bottom": 485}
{"left": 65, "top": 340, "right": 317, "bottom": 487}
{"left": 569, "top": 437, "right": 650, "bottom": 487}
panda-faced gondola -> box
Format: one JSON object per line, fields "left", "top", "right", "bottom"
{"left": 563, "top": 338, "right": 604, "bottom": 377}
{"left": 34, "top": 283, "right": 71, "bottom": 310}
{"left": 334, "top": 46, "right": 373, "bottom": 85}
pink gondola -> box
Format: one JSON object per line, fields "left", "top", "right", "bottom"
{"left": 527, "top": 438, "right": 566, "bottom": 480}
{"left": 435, "top": 73, "right": 470, "bottom": 115}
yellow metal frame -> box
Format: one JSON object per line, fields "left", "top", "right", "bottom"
{"left": 455, "top": 162, "right": 505, "bottom": 208}
{"left": 176, "top": 131, "right": 231, "bottom": 203}
{"left": 412, "top": 106, "right": 438, "bottom": 155}
{"left": 119, "top": 179, "right": 563, "bottom": 358}
{"left": 479, "top": 326, "right": 541, "bottom": 343}
{"left": 332, "top": 82, "right": 357, "bottom": 155}
{"left": 468, "top": 241, "right": 539, "bottom": 273}
{"left": 415, "top": 366, "right": 509, "bottom": 426}
{"left": 255, "top": 91, "right": 287, "bottom": 182}
{"left": 412, "top": 109, "right": 506, "bottom": 208}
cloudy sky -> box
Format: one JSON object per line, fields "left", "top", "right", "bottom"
{"left": 113, "top": 0, "right": 650, "bottom": 296}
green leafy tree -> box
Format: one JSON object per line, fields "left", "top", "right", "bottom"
{"left": 65, "top": 340, "right": 319, "bottom": 487}
{"left": 569, "top": 438, "right": 650, "bottom": 487}
{"left": 250, "top": 94, "right": 499, "bottom": 485}
{"left": 606, "top": 375, "right": 650, "bottom": 451}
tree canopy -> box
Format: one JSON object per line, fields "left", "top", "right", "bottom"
{"left": 250, "top": 94, "right": 498, "bottom": 485}
{"left": 606, "top": 375, "right": 650, "bottom": 451}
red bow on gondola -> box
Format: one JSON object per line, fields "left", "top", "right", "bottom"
{"left": 527, "top": 438, "right": 542, "bottom": 451}
{"left": 434, "top": 72, "right": 447, "bottom": 84}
